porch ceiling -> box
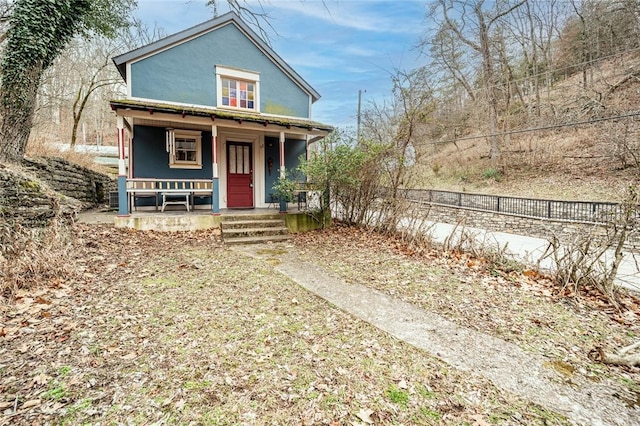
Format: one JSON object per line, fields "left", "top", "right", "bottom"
{"left": 110, "top": 99, "right": 334, "bottom": 140}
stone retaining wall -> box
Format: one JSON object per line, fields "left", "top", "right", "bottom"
{"left": 0, "top": 164, "right": 81, "bottom": 227}
{"left": 22, "top": 157, "right": 116, "bottom": 205}
{"left": 422, "top": 202, "right": 640, "bottom": 252}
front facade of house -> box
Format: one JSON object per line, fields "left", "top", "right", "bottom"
{"left": 111, "top": 12, "right": 332, "bottom": 215}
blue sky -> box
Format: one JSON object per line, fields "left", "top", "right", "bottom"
{"left": 135, "top": 0, "right": 429, "bottom": 129}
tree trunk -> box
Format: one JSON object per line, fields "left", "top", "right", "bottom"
{"left": 0, "top": 64, "right": 43, "bottom": 163}
{"left": 475, "top": 5, "right": 501, "bottom": 163}
{"left": 526, "top": 1, "right": 541, "bottom": 117}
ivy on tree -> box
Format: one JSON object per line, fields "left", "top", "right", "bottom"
{"left": 0, "top": 0, "right": 135, "bottom": 163}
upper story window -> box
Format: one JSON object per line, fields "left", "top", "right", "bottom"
{"left": 221, "top": 78, "right": 255, "bottom": 109}
{"left": 216, "top": 65, "right": 260, "bottom": 112}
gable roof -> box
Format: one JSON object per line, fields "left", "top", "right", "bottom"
{"left": 112, "top": 11, "right": 321, "bottom": 102}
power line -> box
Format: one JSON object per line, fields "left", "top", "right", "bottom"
{"left": 421, "top": 110, "right": 640, "bottom": 146}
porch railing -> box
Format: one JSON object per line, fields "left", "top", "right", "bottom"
{"left": 126, "top": 178, "right": 213, "bottom": 211}
{"left": 126, "top": 178, "right": 213, "bottom": 191}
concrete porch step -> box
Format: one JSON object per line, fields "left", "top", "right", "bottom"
{"left": 221, "top": 214, "right": 289, "bottom": 245}
{"left": 222, "top": 226, "right": 289, "bottom": 238}
{"left": 222, "top": 213, "right": 284, "bottom": 222}
{"left": 223, "top": 234, "right": 291, "bottom": 245}
{"left": 222, "top": 219, "right": 286, "bottom": 230}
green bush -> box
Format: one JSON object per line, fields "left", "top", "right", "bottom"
{"left": 482, "top": 167, "right": 502, "bottom": 181}
{"left": 272, "top": 173, "right": 297, "bottom": 202}
{"left": 299, "top": 130, "right": 389, "bottom": 225}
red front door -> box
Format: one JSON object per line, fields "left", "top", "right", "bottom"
{"left": 227, "top": 142, "right": 254, "bottom": 208}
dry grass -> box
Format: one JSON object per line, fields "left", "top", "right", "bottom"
{"left": 0, "top": 217, "right": 77, "bottom": 301}
{"left": 415, "top": 130, "right": 635, "bottom": 202}
{"left": 0, "top": 163, "right": 82, "bottom": 301}
{"left": 25, "top": 138, "right": 109, "bottom": 174}
{"left": 0, "top": 224, "right": 569, "bottom": 425}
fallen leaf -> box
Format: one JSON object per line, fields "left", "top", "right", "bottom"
{"left": 105, "top": 345, "right": 119, "bottom": 353}
{"left": 355, "top": 408, "right": 374, "bottom": 424}
{"left": 21, "top": 399, "right": 41, "bottom": 409}
{"left": 471, "top": 414, "right": 490, "bottom": 426}
{"left": 35, "top": 296, "right": 51, "bottom": 305}
{"left": 32, "top": 373, "right": 51, "bottom": 386}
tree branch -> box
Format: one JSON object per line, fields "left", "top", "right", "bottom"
{"left": 489, "top": 0, "right": 528, "bottom": 27}
{"left": 440, "top": 0, "right": 481, "bottom": 52}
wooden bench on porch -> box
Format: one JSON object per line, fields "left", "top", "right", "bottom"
{"left": 126, "top": 178, "right": 213, "bottom": 212}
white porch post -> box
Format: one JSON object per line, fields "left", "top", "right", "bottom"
{"left": 211, "top": 125, "right": 220, "bottom": 214}
{"left": 116, "top": 116, "right": 129, "bottom": 216}
{"left": 279, "top": 131, "right": 287, "bottom": 213}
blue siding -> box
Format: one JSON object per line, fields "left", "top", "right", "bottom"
{"left": 264, "top": 137, "right": 306, "bottom": 203}
{"left": 131, "top": 23, "right": 311, "bottom": 118}
{"left": 132, "top": 125, "right": 213, "bottom": 207}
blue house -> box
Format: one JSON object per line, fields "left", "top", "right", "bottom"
{"left": 110, "top": 12, "right": 332, "bottom": 216}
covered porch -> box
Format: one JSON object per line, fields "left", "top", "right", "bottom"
{"left": 111, "top": 99, "right": 332, "bottom": 219}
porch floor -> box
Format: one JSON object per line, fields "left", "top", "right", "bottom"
{"left": 126, "top": 206, "right": 306, "bottom": 216}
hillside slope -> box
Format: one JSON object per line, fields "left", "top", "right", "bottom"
{"left": 414, "top": 52, "right": 640, "bottom": 202}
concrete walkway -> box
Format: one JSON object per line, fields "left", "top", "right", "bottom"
{"left": 236, "top": 243, "right": 640, "bottom": 426}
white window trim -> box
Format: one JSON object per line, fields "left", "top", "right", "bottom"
{"left": 168, "top": 129, "right": 203, "bottom": 169}
{"left": 215, "top": 65, "right": 260, "bottom": 113}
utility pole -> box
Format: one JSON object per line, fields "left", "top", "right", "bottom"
{"left": 356, "top": 89, "right": 365, "bottom": 142}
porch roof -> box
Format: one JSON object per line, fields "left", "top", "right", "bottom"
{"left": 110, "top": 99, "right": 334, "bottom": 136}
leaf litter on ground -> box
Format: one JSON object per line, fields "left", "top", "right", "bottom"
{"left": 0, "top": 221, "right": 633, "bottom": 424}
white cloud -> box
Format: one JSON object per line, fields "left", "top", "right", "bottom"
{"left": 341, "top": 45, "right": 377, "bottom": 57}
{"left": 265, "top": 0, "right": 422, "bottom": 34}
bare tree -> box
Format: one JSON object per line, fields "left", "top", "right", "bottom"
{"left": 425, "top": 0, "right": 527, "bottom": 163}
{"left": 32, "top": 19, "right": 166, "bottom": 149}
{"left": 425, "top": 26, "right": 477, "bottom": 103}
{"left": 69, "top": 40, "right": 122, "bottom": 147}
{"left": 360, "top": 67, "right": 436, "bottom": 232}
{"left": 504, "top": 0, "right": 565, "bottom": 118}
